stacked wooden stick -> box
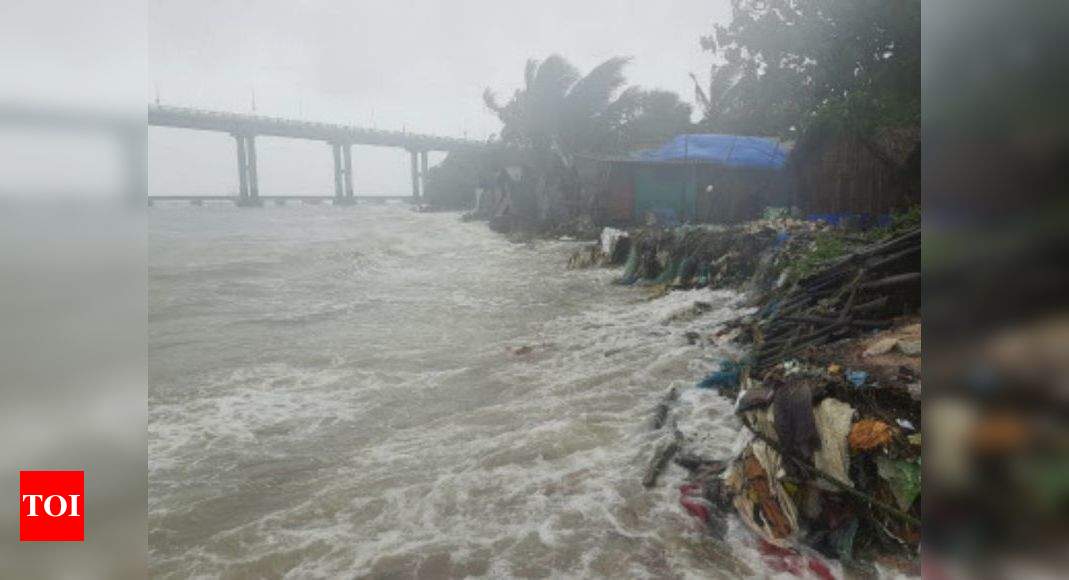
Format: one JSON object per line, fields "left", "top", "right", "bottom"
{"left": 753, "top": 227, "right": 921, "bottom": 372}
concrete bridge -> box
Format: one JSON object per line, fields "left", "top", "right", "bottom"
{"left": 148, "top": 105, "right": 486, "bottom": 206}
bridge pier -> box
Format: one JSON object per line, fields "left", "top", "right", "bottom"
{"left": 343, "top": 144, "right": 355, "bottom": 202}
{"left": 234, "top": 134, "right": 263, "bottom": 206}
{"left": 419, "top": 150, "right": 429, "bottom": 197}
{"left": 409, "top": 150, "right": 421, "bottom": 200}
{"left": 235, "top": 134, "right": 249, "bottom": 201}
{"left": 332, "top": 143, "right": 350, "bottom": 205}
{"left": 247, "top": 136, "right": 260, "bottom": 202}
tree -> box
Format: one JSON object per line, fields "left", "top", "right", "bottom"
{"left": 480, "top": 55, "right": 694, "bottom": 228}
{"left": 423, "top": 150, "right": 484, "bottom": 210}
{"left": 692, "top": 0, "right": 920, "bottom": 137}
{"left": 483, "top": 55, "right": 632, "bottom": 160}
{"left": 485, "top": 55, "right": 695, "bottom": 158}
{"left": 603, "top": 88, "right": 693, "bottom": 151}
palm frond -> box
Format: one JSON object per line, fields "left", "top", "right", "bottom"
{"left": 565, "top": 56, "right": 632, "bottom": 119}
{"left": 482, "top": 88, "right": 503, "bottom": 113}
{"left": 524, "top": 58, "right": 540, "bottom": 92}
{"left": 529, "top": 54, "right": 580, "bottom": 103}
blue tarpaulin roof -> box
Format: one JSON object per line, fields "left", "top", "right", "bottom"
{"left": 634, "top": 134, "right": 790, "bottom": 170}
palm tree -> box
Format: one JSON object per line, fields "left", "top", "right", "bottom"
{"left": 483, "top": 55, "right": 632, "bottom": 159}
{"left": 482, "top": 55, "right": 694, "bottom": 228}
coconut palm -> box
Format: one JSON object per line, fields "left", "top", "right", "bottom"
{"left": 481, "top": 55, "right": 693, "bottom": 227}
{"left": 483, "top": 55, "right": 632, "bottom": 158}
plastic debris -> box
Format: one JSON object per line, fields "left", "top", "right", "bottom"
{"left": 600, "top": 227, "right": 628, "bottom": 257}
{"left": 864, "top": 337, "right": 899, "bottom": 357}
{"left": 726, "top": 441, "right": 799, "bottom": 546}
{"left": 897, "top": 339, "right": 922, "bottom": 356}
{"left": 845, "top": 370, "right": 869, "bottom": 388}
{"left": 679, "top": 483, "right": 711, "bottom": 522}
{"left": 758, "top": 539, "right": 836, "bottom": 580}
{"left": 696, "top": 361, "right": 741, "bottom": 390}
{"left": 848, "top": 419, "right": 896, "bottom": 452}
{"left": 814, "top": 517, "right": 859, "bottom": 562}
{"left": 813, "top": 399, "right": 856, "bottom": 489}
{"left": 735, "top": 384, "right": 775, "bottom": 413}
{"left": 773, "top": 383, "right": 821, "bottom": 464}
{"left": 876, "top": 457, "right": 922, "bottom": 511}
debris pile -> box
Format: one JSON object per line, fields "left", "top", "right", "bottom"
{"left": 716, "top": 350, "right": 922, "bottom": 572}
{"left": 748, "top": 227, "right": 921, "bottom": 373}
{"left": 567, "top": 219, "right": 829, "bottom": 292}
{"left": 644, "top": 220, "right": 922, "bottom": 576}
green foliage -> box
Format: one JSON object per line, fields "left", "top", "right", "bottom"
{"left": 859, "top": 204, "right": 922, "bottom": 243}
{"left": 424, "top": 150, "right": 489, "bottom": 210}
{"left": 484, "top": 55, "right": 629, "bottom": 159}
{"left": 694, "top": 0, "right": 920, "bottom": 138}
{"left": 484, "top": 55, "right": 692, "bottom": 161}
{"left": 791, "top": 205, "right": 920, "bottom": 278}
{"left": 792, "top": 232, "right": 850, "bottom": 278}
{"left": 601, "top": 89, "right": 693, "bottom": 151}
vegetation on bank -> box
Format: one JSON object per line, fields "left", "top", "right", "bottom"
{"left": 426, "top": 0, "right": 921, "bottom": 230}
{"left": 693, "top": 0, "right": 920, "bottom": 138}
{"left": 790, "top": 206, "right": 921, "bottom": 279}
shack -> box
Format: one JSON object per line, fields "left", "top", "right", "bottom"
{"left": 582, "top": 134, "right": 793, "bottom": 226}
{"left": 791, "top": 126, "right": 920, "bottom": 223}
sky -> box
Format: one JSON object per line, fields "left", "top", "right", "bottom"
{"left": 148, "top": 0, "right": 732, "bottom": 196}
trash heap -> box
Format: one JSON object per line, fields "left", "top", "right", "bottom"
{"left": 749, "top": 227, "right": 921, "bottom": 374}
{"left": 670, "top": 225, "right": 922, "bottom": 575}
{"left": 567, "top": 219, "right": 829, "bottom": 291}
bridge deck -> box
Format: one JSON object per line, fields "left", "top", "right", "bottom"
{"left": 148, "top": 105, "right": 485, "bottom": 151}
{"left": 148, "top": 195, "right": 413, "bottom": 202}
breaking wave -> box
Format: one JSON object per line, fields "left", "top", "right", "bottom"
{"left": 150, "top": 204, "right": 780, "bottom": 578}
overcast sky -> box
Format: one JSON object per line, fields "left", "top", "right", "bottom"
{"left": 149, "top": 0, "right": 731, "bottom": 196}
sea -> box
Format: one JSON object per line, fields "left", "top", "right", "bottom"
{"left": 149, "top": 202, "right": 772, "bottom": 578}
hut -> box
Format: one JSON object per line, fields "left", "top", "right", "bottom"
{"left": 582, "top": 134, "right": 793, "bottom": 227}
{"left": 791, "top": 126, "right": 920, "bottom": 223}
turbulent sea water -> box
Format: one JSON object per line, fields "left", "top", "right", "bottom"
{"left": 148, "top": 203, "right": 769, "bottom": 578}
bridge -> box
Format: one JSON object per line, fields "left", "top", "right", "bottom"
{"left": 146, "top": 194, "right": 413, "bottom": 206}
{"left": 148, "top": 105, "right": 487, "bottom": 206}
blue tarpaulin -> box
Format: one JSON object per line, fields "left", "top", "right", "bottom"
{"left": 635, "top": 134, "right": 789, "bottom": 170}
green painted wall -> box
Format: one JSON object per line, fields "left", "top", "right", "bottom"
{"left": 633, "top": 164, "right": 698, "bottom": 221}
